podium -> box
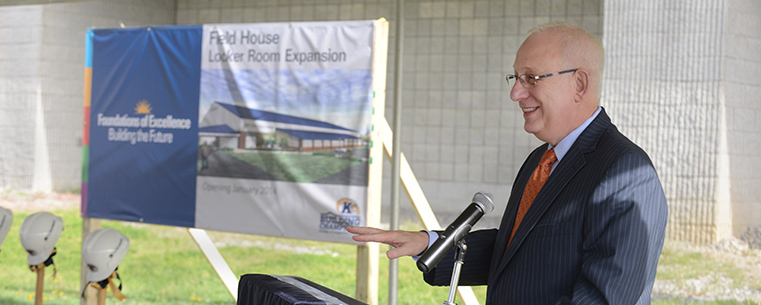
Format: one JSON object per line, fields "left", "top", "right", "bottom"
{"left": 238, "top": 274, "right": 366, "bottom": 305}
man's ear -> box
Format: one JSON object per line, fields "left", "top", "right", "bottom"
{"left": 574, "top": 69, "right": 590, "bottom": 103}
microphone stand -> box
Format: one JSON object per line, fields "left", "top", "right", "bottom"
{"left": 443, "top": 239, "right": 467, "bottom": 305}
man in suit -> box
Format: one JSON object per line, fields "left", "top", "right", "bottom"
{"left": 348, "top": 22, "right": 668, "bottom": 304}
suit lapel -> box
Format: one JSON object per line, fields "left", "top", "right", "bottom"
{"left": 491, "top": 146, "right": 545, "bottom": 263}
{"left": 494, "top": 109, "right": 613, "bottom": 276}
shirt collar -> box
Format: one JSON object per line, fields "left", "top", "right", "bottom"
{"left": 548, "top": 106, "right": 602, "bottom": 163}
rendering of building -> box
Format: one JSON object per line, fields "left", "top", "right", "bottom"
{"left": 199, "top": 102, "right": 364, "bottom": 151}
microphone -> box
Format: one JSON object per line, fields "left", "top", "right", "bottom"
{"left": 417, "top": 191, "right": 494, "bottom": 273}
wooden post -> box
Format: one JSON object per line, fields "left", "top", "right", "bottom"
{"left": 188, "top": 228, "right": 239, "bottom": 301}
{"left": 81, "top": 217, "right": 101, "bottom": 305}
{"left": 35, "top": 265, "right": 44, "bottom": 305}
{"left": 354, "top": 18, "right": 389, "bottom": 305}
{"left": 355, "top": 243, "right": 379, "bottom": 304}
{"left": 97, "top": 286, "right": 107, "bottom": 305}
{"left": 84, "top": 285, "right": 99, "bottom": 305}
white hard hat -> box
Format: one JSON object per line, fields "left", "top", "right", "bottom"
{"left": 0, "top": 206, "right": 12, "bottom": 249}
{"left": 19, "top": 211, "right": 64, "bottom": 265}
{"left": 83, "top": 228, "right": 130, "bottom": 282}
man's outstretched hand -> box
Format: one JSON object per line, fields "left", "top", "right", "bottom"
{"left": 346, "top": 226, "right": 429, "bottom": 260}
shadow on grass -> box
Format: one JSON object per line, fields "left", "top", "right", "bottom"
{"left": 0, "top": 297, "right": 30, "bottom": 305}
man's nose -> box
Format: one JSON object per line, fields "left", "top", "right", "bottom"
{"left": 510, "top": 81, "right": 528, "bottom": 102}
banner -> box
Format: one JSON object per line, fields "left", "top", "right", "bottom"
{"left": 83, "top": 21, "right": 385, "bottom": 243}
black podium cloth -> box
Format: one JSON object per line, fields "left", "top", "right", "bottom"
{"left": 238, "top": 274, "right": 367, "bottom": 305}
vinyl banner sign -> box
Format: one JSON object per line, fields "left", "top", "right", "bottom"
{"left": 83, "top": 21, "right": 385, "bottom": 243}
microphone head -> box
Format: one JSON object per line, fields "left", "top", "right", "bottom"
{"left": 472, "top": 192, "right": 494, "bottom": 214}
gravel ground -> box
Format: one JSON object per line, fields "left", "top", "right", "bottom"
{"left": 652, "top": 238, "right": 761, "bottom": 303}
{"left": 0, "top": 190, "right": 80, "bottom": 211}
{"left": 2, "top": 191, "right": 760, "bottom": 303}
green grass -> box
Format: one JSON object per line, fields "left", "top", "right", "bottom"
{"left": 230, "top": 151, "right": 363, "bottom": 182}
{"left": 0, "top": 208, "right": 480, "bottom": 304}
{"left": 1, "top": 207, "right": 758, "bottom": 305}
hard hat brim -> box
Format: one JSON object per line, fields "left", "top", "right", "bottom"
{"left": 87, "top": 267, "right": 117, "bottom": 282}
{"left": 27, "top": 251, "right": 51, "bottom": 266}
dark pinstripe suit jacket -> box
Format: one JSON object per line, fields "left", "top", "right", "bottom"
{"left": 424, "top": 109, "right": 668, "bottom": 305}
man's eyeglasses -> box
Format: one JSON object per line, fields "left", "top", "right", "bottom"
{"left": 506, "top": 69, "right": 578, "bottom": 88}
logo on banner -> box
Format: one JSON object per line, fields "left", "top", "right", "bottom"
{"left": 96, "top": 100, "right": 193, "bottom": 145}
{"left": 134, "top": 99, "right": 153, "bottom": 114}
{"left": 319, "top": 198, "right": 361, "bottom": 233}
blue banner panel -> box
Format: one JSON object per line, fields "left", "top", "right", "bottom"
{"left": 88, "top": 25, "right": 202, "bottom": 227}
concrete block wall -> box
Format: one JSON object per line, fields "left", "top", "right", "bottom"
{"left": 175, "top": 0, "right": 604, "bottom": 226}
{"left": 0, "top": 0, "right": 176, "bottom": 191}
{"left": 724, "top": 0, "right": 761, "bottom": 237}
{"left": 602, "top": 0, "right": 726, "bottom": 243}
{"left": 602, "top": 0, "right": 761, "bottom": 243}
{"left": 0, "top": 5, "right": 42, "bottom": 191}
{"left": 40, "top": 0, "right": 176, "bottom": 192}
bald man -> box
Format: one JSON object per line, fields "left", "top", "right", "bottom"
{"left": 349, "top": 22, "right": 667, "bottom": 304}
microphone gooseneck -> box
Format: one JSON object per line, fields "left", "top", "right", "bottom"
{"left": 416, "top": 191, "right": 494, "bottom": 273}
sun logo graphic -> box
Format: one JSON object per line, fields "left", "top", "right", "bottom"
{"left": 336, "top": 198, "right": 360, "bottom": 215}
{"left": 134, "top": 100, "right": 152, "bottom": 114}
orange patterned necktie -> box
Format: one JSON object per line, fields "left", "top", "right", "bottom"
{"left": 507, "top": 148, "right": 557, "bottom": 248}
